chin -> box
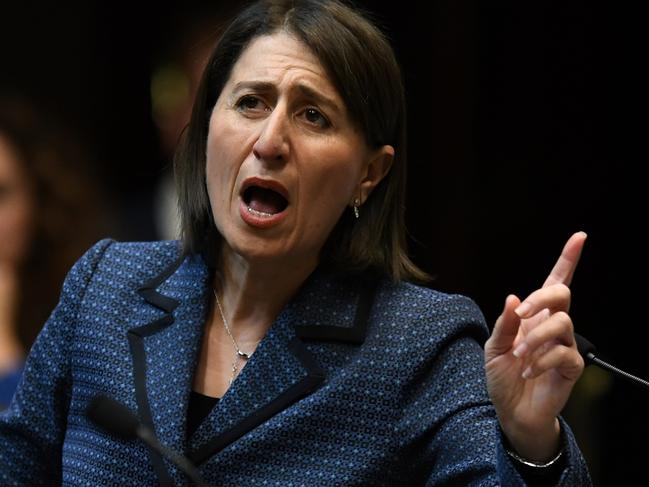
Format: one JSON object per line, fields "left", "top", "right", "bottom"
{"left": 223, "top": 232, "right": 286, "bottom": 263}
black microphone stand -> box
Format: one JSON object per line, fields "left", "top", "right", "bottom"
{"left": 86, "top": 394, "right": 207, "bottom": 487}
{"left": 576, "top": 333, "right": 649, "bottom": 391}
{"left": 136, "top": 426, "right": 207, "bottom": 487}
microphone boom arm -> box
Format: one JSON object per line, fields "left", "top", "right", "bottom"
{"left": 576, "top": 333, "right": 649, "bottom": 391}
{"left": 585, "top": 352, "right": 649, "bottom": 390}
{"left": 136, "top": 426, "right": 206, "bottom": 487}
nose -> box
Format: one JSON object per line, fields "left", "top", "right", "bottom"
{"left": 252, "top": 108, "right": 289, "bottom": 164}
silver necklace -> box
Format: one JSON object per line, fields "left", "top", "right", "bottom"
{"left": 212, "top": 289, "right": 252, "bottom": 386}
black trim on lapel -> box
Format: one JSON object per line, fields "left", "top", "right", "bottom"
{"left": 127, "top": 322, "right": 174, "bottom": 487}
{"left": 187, "top": 337, "right": 326, "bottom": 466}
{"left": 294, "top": 274, "right": 379, "bottom": 344}
{"left": 137, "top": 255, "right": 184, "bottom": 313}
{"left": 127, "top": 260, "right": 380, "bottom": 476}
{"left": 187, "top": 273, "right": 380, "bottom": 466}
{"left": 127, "top": 256, "right": 184, "bottom": 487}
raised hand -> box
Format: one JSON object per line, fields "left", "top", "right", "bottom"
{"left": 484, "top": 231, "right": 587, "bottom": 462}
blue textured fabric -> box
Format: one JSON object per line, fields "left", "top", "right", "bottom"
{"left": 0, "top": 239, "right": 592, "bottom": 486}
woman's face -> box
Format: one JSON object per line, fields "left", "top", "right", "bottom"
{"left": 0, "top": 135, "right": 33, "bottom": 266}
{"left": 206, "top": 32, "right": 393, "bottom": 268}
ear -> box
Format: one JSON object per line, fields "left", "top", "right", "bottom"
{"left": 355, "top": 145, "right": 395, "bottom": 204}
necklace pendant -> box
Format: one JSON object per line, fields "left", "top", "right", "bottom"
{"left": 237, "top": 350, "right": 251, "bottom": 360}
{"left": 229, "top": 361, "right": 238, "bottom": 386}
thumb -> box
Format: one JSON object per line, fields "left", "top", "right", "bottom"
{"left": 485, "top": 294, "right": 521, "bottom": 363}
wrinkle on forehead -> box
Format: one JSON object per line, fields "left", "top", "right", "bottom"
{"left": 228, "top": 32, "right": 340, "bottom": 101}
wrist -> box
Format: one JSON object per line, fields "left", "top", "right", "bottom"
{"left": 501, "top": 416, "right": 562, "bottom": 463}
{"left": 506, "top": 443, "right": 563, "bottom": 468}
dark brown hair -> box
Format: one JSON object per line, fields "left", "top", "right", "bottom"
{"left": 174, "top": 0, "right": 428, "bottom": 282}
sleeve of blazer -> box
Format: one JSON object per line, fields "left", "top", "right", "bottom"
{"left": 392, "top": 293, "right": 591, "bottom": 486}
{"left": 0, "top": 239, "right": 114, "bottom": 486}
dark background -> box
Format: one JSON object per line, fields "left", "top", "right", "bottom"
{"left": 1, "top": 1, "right": 645, "bottom": 484}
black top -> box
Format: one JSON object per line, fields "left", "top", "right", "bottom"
{"left": 187, "top": 391, "right": 220, "bottom": 438}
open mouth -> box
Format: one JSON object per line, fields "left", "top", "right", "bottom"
{"left": 240, "top": 179, "right": 289, "bottom": 218}
{"left": 243, "top": 186, "right": 288, "bottom": 216}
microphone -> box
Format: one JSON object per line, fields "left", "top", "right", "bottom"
{"left": 575, "top": 333, "right": 649, "bottom": 391}
{"left": 86, "top": 394, "right": 207, "bottom": 487}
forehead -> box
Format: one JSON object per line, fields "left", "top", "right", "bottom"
{"left": 226, "top": 32, "right": 340, "bottom": 98}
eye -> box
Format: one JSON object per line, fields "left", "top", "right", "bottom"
{"left": 235, "top": 95, "right": 269, "bottom": 113}
{"left": 301, "top": 107, "right": 331, "bottom": 129}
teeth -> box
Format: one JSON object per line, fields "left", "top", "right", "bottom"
{"left": 247, "top": 206, "right": 274, "bottom": 217}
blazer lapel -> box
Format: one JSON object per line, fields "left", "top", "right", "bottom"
{"left": 128, "top": 256, "right": 380, "bottom": 479}
{"left": 186, "top": 270, "right": 380, "bottom": 466}
{"left": 127, "top": 253, "right": 211, "bottom": 486}
{"left": 187, "top": 312, "right": 325, "bottom": 465}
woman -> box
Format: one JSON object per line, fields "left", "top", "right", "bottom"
{"left": 0, "top": 98, "right": 111, "bottom": 409}
{"left": 0, "top": 1, "right": 591, "bottom": 485}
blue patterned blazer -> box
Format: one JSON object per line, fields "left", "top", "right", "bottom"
{"left": 0, "top": 239, "right": 591, "bottom": 486}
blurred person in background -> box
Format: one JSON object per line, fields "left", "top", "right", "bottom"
{"left": 151, "top": 4, "right": 244, "bottom": 240}
{"left": 0, "top": 96, "right": 113, "bottom": 408}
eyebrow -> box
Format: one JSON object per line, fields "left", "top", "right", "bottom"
{"left": 231, "top": 80, "right": 343, "bottom": 114}
{"left": 232, "top": 81, "right": 275, "bottom": 94}
{"left": 296, "top": 84, "right": 342, "bottom": 114}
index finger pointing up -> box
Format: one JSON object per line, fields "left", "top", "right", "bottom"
{"left": 543, "top": 231, "right": 588, "bottom": 288}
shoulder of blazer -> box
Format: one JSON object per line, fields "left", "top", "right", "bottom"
{"left": 76, "top": 239, "right": 182, "bottom": 294}
{"left": 96, "top": 240, "right": 183, "bottom": 278}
